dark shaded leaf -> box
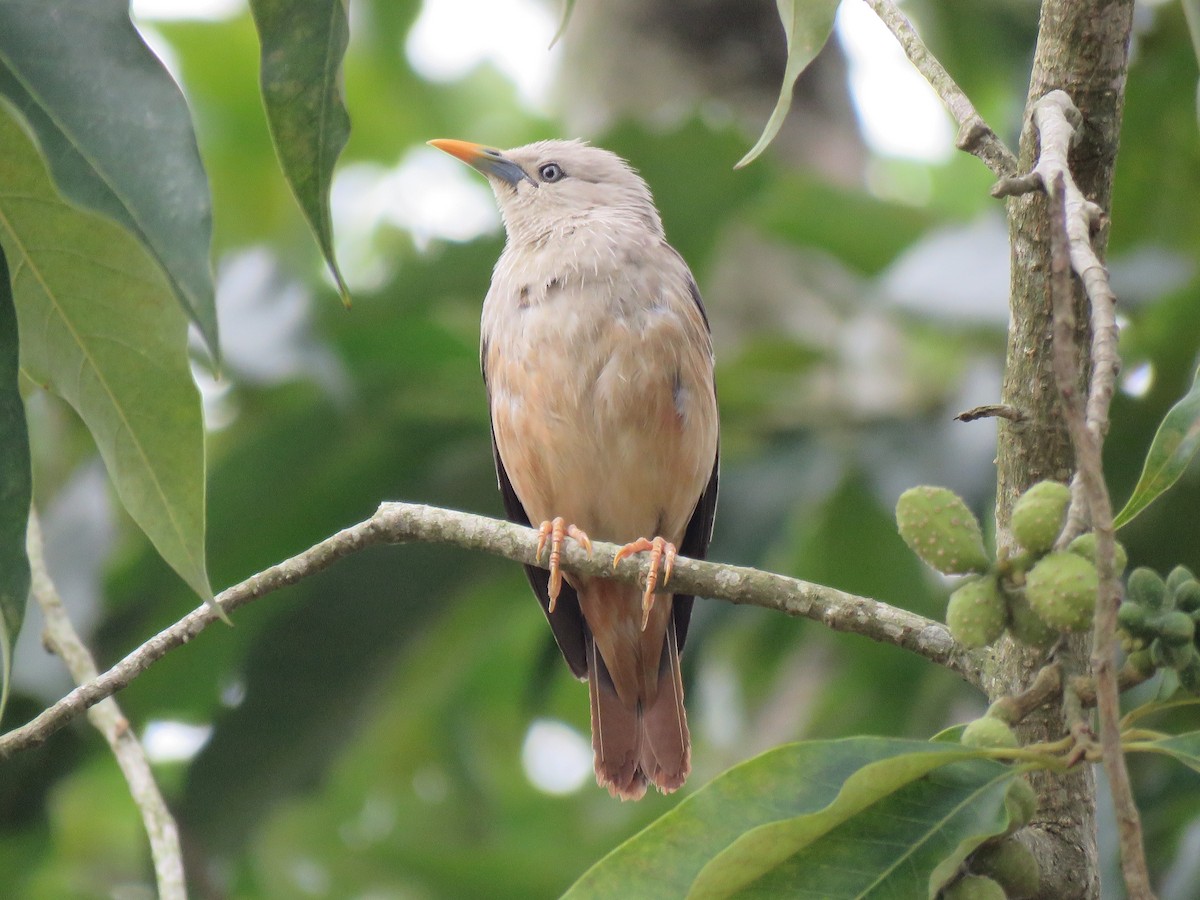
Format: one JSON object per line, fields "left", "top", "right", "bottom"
{"left": 0, "top": 0, "right": 219, "bottom": 356}
{"left": 250, "top": 0, "right": 352, "bottom": 305}
{"left": 0, "top": 243, "right": 30, "bottom": 723}
{"left": 1114, "top": 365, "right": 1200, "bottom": 529}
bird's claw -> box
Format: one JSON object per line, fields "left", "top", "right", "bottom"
{"left": 613, "top": 536, "right": 677, "bottom": 631}
{"left": 536, "top": 518, "right": 592, "bottom": 612}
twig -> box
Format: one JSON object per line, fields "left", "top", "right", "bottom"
{"left": 986, "top": 658, "right": 1151, "bottom": 729}
{"left": 862, "top": 0, "right": 1018, "bottom": 177}
{"left": 1047, "top": 173, "right": 1151, "bottom": 898}
{"left": 996, "top": 90, "right": 1122, "bottom": 544}
{"left": 954, "top": 404, "right": 1025, "bottom": 424}
{"left": 0, "top": 501, "right": 980, "bottom": 760}
{"left": 26, "top": 514, "right": 186, "bottom": 900}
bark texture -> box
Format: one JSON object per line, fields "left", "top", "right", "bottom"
{"left": 988, "top": 1, "right": 1136, "bottom": 897}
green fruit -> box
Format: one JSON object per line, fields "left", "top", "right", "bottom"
{"left": 1006, "top": 588, "right": 1058, "bottom": 647}
{"left": 962, "top": 717, "right": 1019, "bottom": 750}
{"left": 1011, "top": 481, "right": 1070, "bottom": 555}
{"left": 1179, "top": 655, "right": 1200, "bottom": 694}
{"left": 1126, "top": 648, "right": 1156, "bottom": 676}
{"left": 1004, "top": 777, "right": 1038, "bottom": 831}
{"left": 943, "top": 874, "right": 1007, "bottom": 900}
{"left": 1026, "top": 552, "right": 1098, "bottom": 632}
{"left": 1173, "top": 580, "right": 1200, "bottom": 614}
{"left": 896, "top": 486, "right": 990, "bottom": 575}
{"left": 1126, "top": 567, "right": 1167, "bottom": 610}
{"left": 1117, "top": 602, "right": 1153, "bottom": 638}
{"left": 947, "top": 577, "right": 1008, "bottom": 648}
{"left": 1167, "top": 565, "right": 1198, "bottom": 595}
{"left": 973, "top": 839, "right": 1040, "bottom": 899}
{"left": 1150, "top": 638, "right": 1196, "bottom": 671}
{"left": 1067, "top": 532, "right": 1127, "bottom": 575}
{"left": 1157, "top": 610, "right": 1195, "bottom": 646}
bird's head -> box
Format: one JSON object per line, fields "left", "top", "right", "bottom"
{"left": 428, "top": 138, "right": 663, "bottom": 245}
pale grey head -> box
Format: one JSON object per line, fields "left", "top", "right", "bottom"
{"left": 428, "top": 138, "right": 664, "bottom": 245}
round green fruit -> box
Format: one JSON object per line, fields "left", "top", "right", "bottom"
{"left": 1067, "top": 532, "right": 1127, "bottom": 576}
{"left": 1173, "top": 579, "right": 1200, "bottom": 614}
{"left": 1026, "top": 552, "right": 1098, "bottom": 632}
{"left": 1167, "top": 565, "right": 1198, "bottom": 595}
{"left": 973, "top": 839, "right": 1040, "bottom": 899}
{"left": 1007, "top": 589, "right": 1058, "bottom": 647}
{"left": 1004, "top": 778, "right": 1038, "bottom": 831}
{"left": 1011, "top": 481, "right": 1070, "bottom": 556}
{"left": 947, "top": 577, "right": 1007, "bottom": 649}
{"left": 896, "top": 486, "right": 990, "bottom": 575}
{"left": 961, "top": 717, "right": 1019, "bottom": 750}
{"left": 1126, "top": 567, "right": 1167, "bottom": 610}
{"left": 1117, "top": 602, "right": 1153, "bottom": 638}
{"left": 1157, "top": 610, "right": 1196, "bottom": 646}
{"left": 943, "top": 874, "right": 1007, "bottom": 900}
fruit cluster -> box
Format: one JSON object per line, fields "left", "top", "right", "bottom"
{"left": 896, "top": 481, "right": 1120, "bottom": 650}
{"left": 1119, "top": 565, "right": 1200, "bottom": 690}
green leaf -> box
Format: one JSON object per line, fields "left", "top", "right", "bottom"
{"left": 0, "top": 242, "right": 31, "bottom": 724}
{"left": 549, "top": 0, "right": 578, "bottom": 48}
{"left": 0, "top": 108, "right": 212, "bottom": 605}
{"left": 1128, "top": 730, "right": 1200, "bottom": 775}
{"left": 565, "top": 738, "right": 1005, "bottom": 899}
{"left": 1113, "top": 364, "right": 1200, "bottom": 528}
{"left": 0, "top": 0, "right": 219, "bottom": 357}
{"left": 689, "top": 753, "right": 1015, "bottom": 898}
{"left": 250, "top": 0, "right": 352, "bottom": 306}
{"left": 735, "top": 0, "right": 840, "bottom": 169}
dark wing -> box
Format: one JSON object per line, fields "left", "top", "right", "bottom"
{"left": 672, "top": 272, "right": 719, "bottom": 653}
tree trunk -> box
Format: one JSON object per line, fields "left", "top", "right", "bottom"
{"left": 988, "top": 0, "right": 1135, "bottom": 896}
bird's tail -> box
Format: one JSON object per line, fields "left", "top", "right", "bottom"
{"left": 587, "top": 619, "right": 691, "bottom": 801}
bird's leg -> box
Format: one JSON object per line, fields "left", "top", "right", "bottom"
{"left": 613, "top": 537, "right": 677, "bottom": 630}
{"left": 535, "top": 517, "right": 593, "bottom": 612}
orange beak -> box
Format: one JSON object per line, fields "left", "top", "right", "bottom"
{"left": 427, "top": 139, "right": 532, "bottom": 186}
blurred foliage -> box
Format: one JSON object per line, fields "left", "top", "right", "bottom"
{"left": 2, "top": 0, "right": 1200, "bottom": 897}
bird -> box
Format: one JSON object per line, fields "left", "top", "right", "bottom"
{"left": 429, "top": 138, "right": 719, "bottom": 800}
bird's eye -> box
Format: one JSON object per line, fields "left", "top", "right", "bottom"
{"left": 538, "top": 163, "right": 564, "bottom": 183}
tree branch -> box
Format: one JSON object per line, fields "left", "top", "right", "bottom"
{"left": 862, "top": 0, "right": 1018, "bottom": 177}
{"left": 1047, "top": 172, "right": 1150, "bottom": 898}
{"left": 26, "top": 513, "right": 186, "bottom": 900}
{"left": 0, "top": 501, "right": 981, "bottom": 760}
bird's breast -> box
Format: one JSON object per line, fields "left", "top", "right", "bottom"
{"left": 483, "top": 252, "right": 716, "bottom": 543}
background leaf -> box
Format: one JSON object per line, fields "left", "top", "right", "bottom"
{"left": 1113, "top": 364, "right": 1200, "bottom": 528}
{"left": 735, "top": 0, "right": 840, "bottom": 168}
{"left": 1129, "top": 730, "right": 1200, "bottom": 775}
{"left": 0, "top": 0, "right": 219, "bottom": 355}
{"left": 0, "top": 243, "right": 30, "bottom": 723}
{"left": 0, "top": 109, "right": 211, "bottom": 603}
{"left": 249, "top": 0, "right": 352, "bottom": 305}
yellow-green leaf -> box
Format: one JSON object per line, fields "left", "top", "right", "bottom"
{"left": 0, "top": 108, "right": 212, "bottom": 606}
{"left": 1114, "top": 364, "right": 1200, "bottom": 529}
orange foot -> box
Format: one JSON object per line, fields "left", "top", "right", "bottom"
{"left": 613, "top": 537, "right": 677, "bottom": 631}
{"left": 536, "top": 518, "right": 593, "bottom": 612}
